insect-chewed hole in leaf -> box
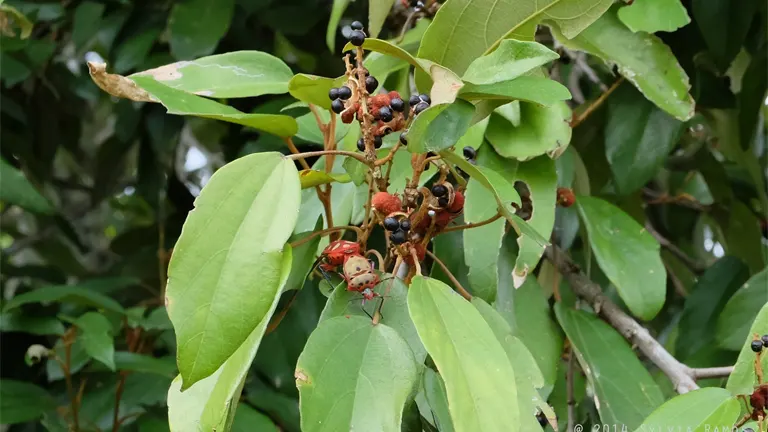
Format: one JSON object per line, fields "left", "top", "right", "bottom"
{"left": 512, "top": 180, "right": 533, "bottom": 221}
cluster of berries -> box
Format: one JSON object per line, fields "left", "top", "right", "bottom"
{"left": 408, "top": 93, "right": 431, "bottom": 116}
{"left": 383, "top": 215, "right": 411, "bottom": 245}
{"left": 750, "top": 334, "right": 768, "bottom": 352}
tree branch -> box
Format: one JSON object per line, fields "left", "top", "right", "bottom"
{"left": 570, "top": 77, "right": 623, "bottom": 128}
{"left": 689, "top": 366, "right": 733, "bottom": 380}
{"left": 645, "top": 222, "right": 707, "bottom": 274}
{"left": 287, "top": 150, "right": 369, "bottom": 165}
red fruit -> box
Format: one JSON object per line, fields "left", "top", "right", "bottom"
{"left": 372, "top": 192, "right": 403, "bottom": 215}
{"left": 448, "top": 190, "right": 464, "bottom": 213}
{"left": 404, "top": 243, "right": 426, "bottom": 266}
{"left": 556, "top": 187, "right": 576, "bottom": 207}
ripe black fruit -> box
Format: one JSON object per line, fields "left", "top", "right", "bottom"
{"left": 383, "top": 217, "right": 400, "bottom": 231}
{"left": 419, "top": 93, "right": 431, "bottom": 104}
{"left": 329, "top": 87, "right": 339, "bottom": 100}
{"left": 374, "top": 135, "right": 383, "bottom": 148}
{"left": 463, "top": 146, "right": 477, "bottom": 160}
{"left": 399, "top": 133, "right": 408, "bottom": 145}
{"left": 438, "top": 196, "right": 449, "bottom": 207}
{"left": 331, "top": 99, "right": 345, "bottom": 114}
{"left": 431, "top": 184, "right": 448, "bottom": 197}
{"left": 338, "top": 86, "right": 352, "bottom": 100}
{"left": 357, "top": 138, "right": 366, "bottom": 151}
{"left": 350, "top": 21, "right": 364, "bottom": 30}
{"left": 414, "top": 101, "right": 429, "bottom": 115}
{"left": 390, "top": 229, "right": 407, "bottom": 245}
{"left": 390, "top": 98, "right": 405, "bottom": 112}
{"left": 409, "top": 94, "right": 420, "bottom": 106}
{"left": 751, "top": 340, "right": 764, "bottom": 353}
{"left": 763, "top": 334, "right": 768, "bottom": 347}
{"left": 379, "top": 106, "right": 393, "bottom": 122}
{"left": 365, "top": 75, "right": 378, "bottom": 93}
{"left": 349, "top": 30, "right": 366, "bottom": 46}
{"left": 399, "top": 219, "right": 411, "bottom": 231}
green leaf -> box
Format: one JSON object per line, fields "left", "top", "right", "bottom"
{"left": 422, "top": 369, "right": 455, "bottom": 432}
{"left": 513, "top": 156, "right": 557, "bottom": 288}
{"left": 550, "top": 6, "right": 694, "bottom": 121}
{"left": 0, "top": 158, "right": 54, "bottom": 214}
{"left": 485, "top": 102, "right": 571, "bottom": 161}
{"left": 75, "top": 311, "right": 115, "bottom": 371}
{"left": 631, "top": 388, "right": 739, "bottom": 432}
{"left": 231, "top": 403, "right": 279, "bottom": 432}
{"left": 0, "top": 380, "right": 55, "bottom": 424}
{"left": 605, "top": 84, "right": 683, "bottom": 194}
{"left": 555, "top": 305, "right": 664, "bottom": 429}
{"left": 405, "top": 101, "right": 476, "bottom": 154}
{"left": 616, "top": 0, "right": 690, "bottom": 33}
{"left": 296, "top": 316, "right": 420, "bottom": 432}
{"left": 130, "top": 76, "right": 298, "bottom": 137}
{"left": 738, "top": 51, "right": 767, "bottom": 150}
{"left": 3, "top": 284, "right": 125, "bottom": 314}
{"left": 675, "top": 257, "right": 749, "bottom": 360}
{"left": 72, "top": 2, "right": 104, "bottom": 47}
{"left": 691, "top": 0, "right": 757, "bottom": 71}
{"left": 298, "top": 170, "right": 351, "bottom": 189}
{"left": 462, "top": 39, "right": 560, "bottom": 85}
{"left": 368, "top": 0, "right": 395, "bottom": 39}
{"left": 131, "top": 52, "right": 293, "bottom": 98}
{"left": 114, "top": 352, "right": 177, "bottom": 377}
{"left": 288, "top": 74, "right": 345, "bottom": 110}
{"left": 407, "top": 276, "right": 519, "bottom": 431}
{"left": 166, "top": 152, "right": 300, "bottom": 388}
{"left": 576, "top": 196, "right": 666, "bottom": 320}
{"left": 459, "top": 76, "right": 571, "bottom": 106}
{"left": 168, "top": 262, "right": 288, "bottom": 432}
{"left": 726, "top": 302, "right": 768, "bottom": 396}
{"left": 343, "top": 38, "right": 432, "bottom": 76}
{"left": 326, "top": 0, "right": 352, "bottom": 51}
{"left": 168, "top": 0, "right": 235, "bottom": 60}
{"left": 0, "top": 311, "right": 65, "bottom": 335}
{"left": 716, "top": 268, "right": 768, "bottom": 351}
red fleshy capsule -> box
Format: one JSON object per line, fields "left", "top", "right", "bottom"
{"left": 372, "top": 192, "right": 403, "bottom": 215}
{"left": 556, "top": 187, "right": 576, "bottom": 207}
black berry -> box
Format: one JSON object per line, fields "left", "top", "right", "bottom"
{"left": 390, "top": 229, "right": 407, "bottom": 245}
{"left": 357, "top": 138, "right": 366, "bottom": 151}
{"left": 331, "top": 99, "right": 345, "bottom": 114}
{"left": 338, "top": 86, "right": 352, "bottom": 100}
{"left": 409, "top": 94, "right": 420, "bottom": 106}
{"left": 763, "top": 334, "right": 768, "bottom": 347}
{"left": 379, "top": 106, "right": 393, "bottom": 122}
{"left": 399, "top": 219, "right": 411, "bottom": 231}
{"left": 365, "top": 75, "right": 378, "bottom": 93}
{"left": 374, "top": 135, "right": 383, "bottom": 148}
{"left": 463, "top": 146, "right": 477, "bottom": 160}
{"left": 431, "top": 184, "right": 448, "bottom": 197}
{"left": 349, "top": 30, "right": 366, "bottom": 46}
{"left": 535, "top": 412, "right": 547, "bottom": 427}
{"left": 350, "top": 21, "right": 364, "bottom": 31}
{"left": 414, "top": 101, "right": 429, "bottom": 115}
{"left": 419, "top": 93, "right": 431, "bottom": 104}
{"left": 329, "top": 87, "right": 339, "bottom": 100}
{"left": 751, "top": 340, "right": 764, "bottom": 353}
{"left": 390, "top": 98, "right": 405, "bottom": 112}
{"left": 383, "top": 217, "right": 400, "bottom": 231}
{"left": 399, "top": 133, "right": 408, "bottom": 145}
{"left": 438, "top": 196, "right": 449, "bottom": 207}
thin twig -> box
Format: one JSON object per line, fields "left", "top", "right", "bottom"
{"left": 410, "top": 247, "right": 423, "bottom": 276}
{"left": 283, "top": 137, "right": 311, "bottom": 170}
{"left": 441, "top": 213, "right": 502, "bottom": 233}
{"left": 366, "top": 249, "right": 385, "bottom": 271}
{"left": 566, "top": 346, "right": 577, "bottom": 432}
{"left": 425, "top": 249, "right": 472, "bottom": 301}
{"left": 645, "top": 222, "right": 706, "bottom": 274}
{"left": 287, "top": 150, "right": 369, "bottom": 165}
{"left": 289, "top": 225, "right": 364, "bottom": 248}
{"left": 112, "top": 372, "right": 128, "bottom": 432}
{"left": 663, "top": 260, "right": 688, "bottom": 298}
{"left": 689, "top": 366, "right": 734, "bottom": 380}
{"left": 570, "top": 77, "right": 624, "bottom": 128}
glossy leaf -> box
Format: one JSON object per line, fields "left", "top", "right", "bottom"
{"left": 513, "top": 156, "right": 557, "bottom": 288}
{"left": 617, "top": 0, "right": 690, "bottom": 33}
{"left": 605, "top": 84, "right": 684, "bottom": 194}
{"left": 295, "top": 316, "right": 420, "bottom": 432}
{"left": 3, "top": 284, "right": 125, "bottom": 314}
{"left": 576, "top": 196, "right": 666, "bottom": 320}
{"left": 405, "top": 101, "right": 476, "bottom": 154}
{"left": 168, "top": 0, "right": 235, "bottom": 60}
{"left": 407, "top": 276, "right": 520, "bottom": 432}
{"left": 325, "top": 0, "right": 352, "bottom": 51}
{"left": 231, "top": 403, "right": 279, "bottom": 432}
{"left": 298, "top": 170, "right": 351, "bottom": 189}
{"left": 459, "top": 77, "right": 571, "bottom": 106}
{"left": 288, "top": 74, "right": 344, "bottom": 110}
{"left": 131, "top": 51, "right": 293, "bottom": 98}
{"left": 555, "top": 305, "right": 664, "bottom": 429}
{"left": 368, "top": 0, "right": 395, "bottom": 39}
{"left": 423, "top": 369, "right": 455, "bottom": 432}
{"left": 550, "top": 6, "right": 695, "bottom": 121}
{"left": 726, "top": 302, "right": 768, "bottom": 396}
{"left": 0, "top": 311, "right": 65, "bottom": 335}
{"left": 485, "top": 102, "right": 571, "bottom": 161}
{"left": 0, "top": 158, "right": 54, "bottom": 214}
{"left": 631, "top": 388, "right": 739, "bottom": 432}
{"left": 675, "top": 257, "right": 749, "bottom": 360}
{"left": 0, "top": 380, "right": 55, "bottom": 424}
{"left": 716, "top": 268, "right": 768, "bottom": 351}
{"left": 462, "top": 40, "right": 560, "bottom": 85}
{"left": 166, "top": 152, "right": 300, "bottom": 388}
{"left": 75, "top": 311, "right": 115, "bottom": 371}
{"left": 692, "top": 0, "right": 757, "bottom": 71}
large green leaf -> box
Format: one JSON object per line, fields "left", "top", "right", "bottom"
{"left": 550, "top": 6, "right": 694, "bottom": 121}
{"left": 605, "top": 84, "right": 683, "bottom": 194}
{"left": 716, "top": 268, "right": 768, "bottom": 351}
{"left": 407, "top": 276, "right": 520, "bottom": 432}
{"left": 675, "top": 257, "right": 749, "bottom": 360}
{"left": 555, "top": 305, "right": 664, "bottom": 429}
{"left": 459, "top": 77, "right": 571, "bottom": 106}
{"left": 631, "top": 388, "right": 739, "bottom": 432}
{"left": 288, "top": 74, "right": 344, "bottom": 110}
{"left": 325, "top": 0, "right": 352, "bottom": 51}
{"left": 168, "top": 0, "right": 235, "bottom": 60}
{"left": 295, "top": 316, "right": 420, "bottom": 432}
{"left": 166, "top": 152, "right": 300, "bottom": 388}
{"left": 726, "top": 302, "right": 768, "bottom": 396}
{"left": 0, "top": 158, "right": 54, "bottom": 214}
{"left": 405, "top": 100, "right": 476, "bottom": 154}
{"left": 0, "top": 380, "right": 55, "bottom": 424}
{"left": 513, "top": 156, "right": 557, "bottom": 288}
{"left": 616, "top": 0, "right": 690, "bottom": 33}
{"left": 131, "top": 52, "right": 293, "bottom": 98}
{"left": 691, "top": 0, "right": 757, "bottom": 71}
{"left": 0, "top": 311, "right": 65, "bottom": 335}
{"left": 168, "top": 254, "right": 289, "bottom": 431}
{"left": 3, "top": 284, "right": 125, "bottom": 314}
{"left": 231, "top": 403, "right": 279, "bottom": 432}
{"left": 75, "top": 311, "right": 115, "bottom": 371}
{"left": 484, "top": 102, "right": 571, "bottom": 161}
{"left": 462, "top": 40, "right": 560, "bottom": 85}
{"left": 576, "top": 196, "right": 666, "bottom": 320}
{"left": 130, "top": 76, "right": 298, "bottom": 137}
{"left": 368, "top": 0, "right": 395, "bottom": 39}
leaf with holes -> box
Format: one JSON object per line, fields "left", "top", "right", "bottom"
{"left": 617, "top": 0, "right": 690, "bottom": 33}
{"left": 485, "top": 102, "right": 572, "bottom": 161}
